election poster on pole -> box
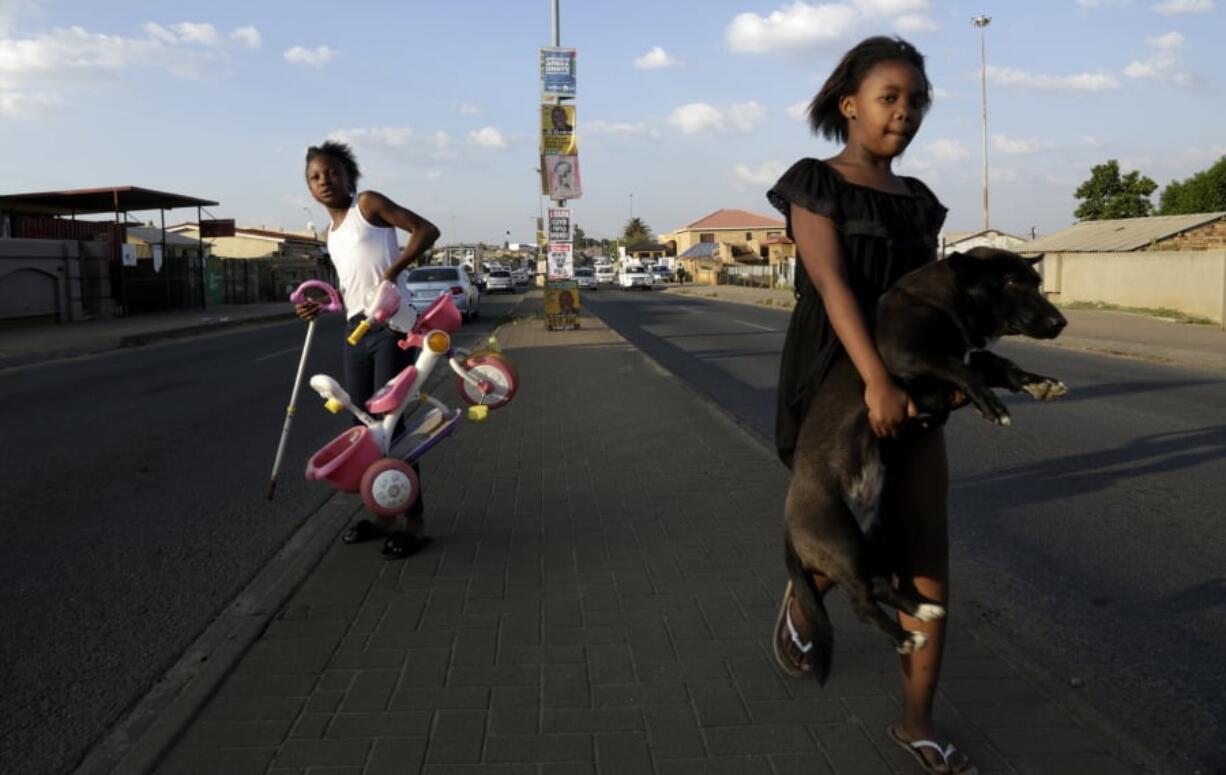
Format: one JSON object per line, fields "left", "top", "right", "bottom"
{"left": 547, "top": 241, "right": 574, "bottom": 280}
{"left": 548, "top": 208, "right": 572, "bottom": 243}
{"left": 540, "top": 48, "right": 577, "bottom": 98}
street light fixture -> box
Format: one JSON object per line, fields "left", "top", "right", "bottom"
{"left": 972, "top": 14, "right": 991, "bottom": 231}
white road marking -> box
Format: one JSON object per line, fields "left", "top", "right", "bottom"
{"left": 253, "top": 346, "right": 301, "bottom": 363}
{"left": 731, "top": 318, "right": 775, "bottom": 332}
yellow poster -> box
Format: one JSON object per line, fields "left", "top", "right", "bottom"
{"left": 540, "top": 104, "right": 577, "bottom": 155}
{"left": 544, "top": 279, "right": 580, "bottom": 330}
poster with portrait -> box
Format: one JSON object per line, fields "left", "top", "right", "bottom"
{"left": 544, "top": 279, "right": 580, "bottom": 330}
{"left": 547, "top": 241, "right": 574, "bottom": 279}
{"left": 540, "top": 104, "right": 577, "bottom": 156}
{"left": 540, "top": 47, "right": 577, "bottom": 98}
{"left": 542, "top": 155, "right": 582, "bottom": 200}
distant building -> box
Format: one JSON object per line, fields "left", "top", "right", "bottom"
{"left": 659, "top": 209, "right": 795, "bottom": 287}
{"left": 168, "top": 223, "right": 326, "bottom": 262}
{"left": 1022, "top": 212, "right": 1226, "bottom": 253}
{"left": 940, "top": 228, "right": 1028, "bottom": 257}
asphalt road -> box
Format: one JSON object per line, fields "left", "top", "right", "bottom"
{"left": 0, "top": 290, "right": 525, "bottom": 775}
{"left": 585, "top": 286, "right": 1226, "bottom": 773}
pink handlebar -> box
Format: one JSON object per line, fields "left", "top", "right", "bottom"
{"left": 290, "top": 280, "right": 343, "bottom": 314}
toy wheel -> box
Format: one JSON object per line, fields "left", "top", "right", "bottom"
{"left": 458, "top": 353, "right": 518, "bottom": 409}
{"left": 359, "top": 458, "right": 420, "bottom": 517}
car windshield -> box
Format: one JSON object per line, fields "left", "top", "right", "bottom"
{"left": 575, "top": 269, "right": 593, "bottom": 276}
{"left": 490, "top": 270, "right": 511, "bottom": 278}
{"left": 408, "top": 267, "right": 460, "bottom": 282}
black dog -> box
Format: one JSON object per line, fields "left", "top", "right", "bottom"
{"left": 784, "top": 247, "right": 1068, "bottom": 683}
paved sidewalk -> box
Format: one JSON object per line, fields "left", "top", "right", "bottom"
{"left": 664, "top": 284, "right": 1226, "bottom": 373}
{"left": 149, "top": 301, "right": 1160, "bottom": 775}
{"left": 0, "top": 302, "right": 293, "bottom": 369}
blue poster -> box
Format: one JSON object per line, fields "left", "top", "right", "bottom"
{"left": 540, "top": 47, "right": 576, "bottom": 98}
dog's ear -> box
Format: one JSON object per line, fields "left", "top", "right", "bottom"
{"left": 945, "top": 251, "right": 975, "bottom": 275}
{"left": 1024, "top": 252, "right": 1044, "bottom": 266}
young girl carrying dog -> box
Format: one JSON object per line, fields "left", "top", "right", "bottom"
{"left": 768, "top": 37, "right": 975, "bottom": 774}
{"left": 296, "top": 140, "right": 440, "bottom": 559}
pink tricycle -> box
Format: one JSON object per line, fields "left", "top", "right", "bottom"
{"left": 283, "top": 279, "right": 518, "bottom": 517}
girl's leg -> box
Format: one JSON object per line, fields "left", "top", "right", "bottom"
{"left": 891, "top": 428, "right": 973, "bottom": 772}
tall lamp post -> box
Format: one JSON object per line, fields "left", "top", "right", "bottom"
{"left": 972, "top": 15, "right": 991, "bottom": 231}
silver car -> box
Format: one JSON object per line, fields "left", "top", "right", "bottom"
{"left": 404, "top": 265, "right": 480, "bottom": 321}
{"left": 485, "top": 269, "right": 515, "bottom": 294}
{"left": 574, "top": 267, "right": 597, "bottom": 290}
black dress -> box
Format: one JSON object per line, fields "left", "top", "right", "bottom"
{"left": 767, "top": 158, "right": 948, "bottom": 468}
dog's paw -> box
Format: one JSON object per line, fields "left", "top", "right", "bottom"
{"left": 897, "top": 631, "right": 928, "bottom": 654}
{"left": 1022, "top": 378, "right": 1067, "bottom": 400}
{"left": 914, "top": 603, "right": 946, "bottom": 622}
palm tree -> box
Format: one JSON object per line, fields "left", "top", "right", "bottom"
{"left": 623, "top": 217, "right": 652, "bottom": 244}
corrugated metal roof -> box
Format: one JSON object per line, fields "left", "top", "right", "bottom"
{"left": 679, "top": 242, "right": 720, "bottom": 258}
{"left": 1023, "top": 212, "right": 1226, "bottom": 253}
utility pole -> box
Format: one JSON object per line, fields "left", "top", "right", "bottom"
{"left": 973, "top": 15, "right": 991, "bottom": 231}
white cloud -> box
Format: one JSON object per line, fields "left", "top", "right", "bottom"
{"left": 1124, "top": 32, "right": 1193, "bottom": 84}
{"left": 727, "top": 101, "right": 768, "bottom": 131}
{"left": 586, "top": 120, "right": 651, "bottom": 135}
{"left": 786, "top": 100, "right": 809, "bottom": 120}
{"left": 933, "top": 86, "right": 952, "bottom": 100}
{"left": 733, "top": 160, "right": 786, "bottom": 187}
{"left": 1153, "top": 0, "right": 1214, "bottom": 14}
{"left": 0, "top": 0, "right": 42, "bottom": 37}
{"left": 230, "top": 26, "right": 261, "bottom": 49}
{"left": 923, "top": 139, "right": 971, "bottom": 162}
{"left": 634, "top": 46, "right": 678, "bottom": 69}
{"left": 327, "top": 126, "right": 456, "bottom": 166}
{"left": 894, "top": 13, "right": 939, "bottom": 32}
{"left": 986, "top": 65, "right": 1120, "bottom": 91}
{"left": 726, "top": 0, "right": 937, "bottom": 55}
{"left": 457, "top": 102, "right": 481, "bottom": 115}
{"left": 0, "top": 88, "right": 61, "bottom": 118}
{"left": 0, "top": 21, "right": 241, "bottom": 95}
{"left": 467, "top": 126, "right": 507, "bottom": 149}
{"left": 284, "top": 45, "right": 336, "bottom": 67}
{"left": 668, "top": 101, "right": 767, "bottom": 134}
{"left": 993, "top": 133, "right": 1049, "bottom": 155}
{"left": 170, "top": 22, "right": 218, "bottom": 45}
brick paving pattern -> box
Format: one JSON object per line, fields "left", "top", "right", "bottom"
{"left": 159, "top": 306, "right": 1152, "bottom": 774}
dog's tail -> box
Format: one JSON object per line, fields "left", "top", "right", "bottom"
{"left": 785, "top": 540, "right": 835, "bottom": 684}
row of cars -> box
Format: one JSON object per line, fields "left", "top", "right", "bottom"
{"left": 572, "top": 264, "right": 673, "bottom": 291}
{"left": 483, "top": 265, "right": 533, "bottom": 294}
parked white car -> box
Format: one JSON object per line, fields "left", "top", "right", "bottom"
{"left": 574, "top": 267, "right": 597, "bottom": 290}
{"left": 650, "top": 265, "right": 672, "bottom": 284}
{"left": 511, "top": 267, "right": 530, "bottom": 286}
{"left": 619, "top": 264, "right": 654, "bottom": 291}
{"left": 594, "top": 265, "right": 615, "bottom": 285}
{"left": 404, "top": 265, "right": 480, "bottom": 321}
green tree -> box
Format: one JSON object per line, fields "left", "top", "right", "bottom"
{"left": 573, "top": 224, "right": 588, "bottom": 247}
{"left": 1159, "top": 156, "right": 1226, "bottom": 215}
{"left": 1073, "top": 159, "right": 1158, "bottom": 221}
{"left": 623, "top": 217, "right": 652, "bottom": 243}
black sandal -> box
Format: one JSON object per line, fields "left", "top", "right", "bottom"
{"left": 381, "top": 532, "right": 430, "bottom": 559}
{"left": 340, "top": 519, "right": 380, "bottom": 544}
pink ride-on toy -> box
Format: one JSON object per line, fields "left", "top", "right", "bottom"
{"left": 294, "top": 279, "right": 519, "bottom": 517}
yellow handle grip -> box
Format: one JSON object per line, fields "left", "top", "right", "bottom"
{"left": 346, "top": 319, "right": 371, "bottom": 345}
{"left": 324, "top": 398, "right": 344, "bottom": 414}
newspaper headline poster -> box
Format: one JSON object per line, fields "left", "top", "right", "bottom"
{"left": 540, "top": 47, "right": 577, "bottom": 98}
{"left": 547, "top": 241, "right": 574, "bottom": 279}
{"left": 545, "top": 279, "right": 580, "bottom": 330}
{"left": 540, "top": 104, "right": 577, "bottom": 156}
{"left": 548, "top": 208, "right": 572, "bottom": 243}
{"left": 541, "top": 154, "right": 582, "bottom": 200}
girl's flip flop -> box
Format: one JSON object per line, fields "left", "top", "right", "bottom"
{"left": 887, "top": 724, "right": 979, "bottom": 775}
{"left": 772, "top": 581, "right": 811, "bottom": 677}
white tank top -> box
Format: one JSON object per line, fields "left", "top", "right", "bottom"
{"left": 327, "top": 192, "right": 402, "bottom": 319}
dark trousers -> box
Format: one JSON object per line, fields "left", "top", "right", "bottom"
{"left": 343, "top": 317, "right": 424, "bottom": 519}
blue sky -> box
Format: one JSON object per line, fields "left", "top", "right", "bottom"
{"left": 1, "top": 0, "right": 1222, "bottom": 244}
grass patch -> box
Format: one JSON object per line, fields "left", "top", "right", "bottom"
{"left": 1057, "top": 300, "right": 1215, "bottom": 325}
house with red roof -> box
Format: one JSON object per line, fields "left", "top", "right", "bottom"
{"left": 658, "top": 208, "right": 795, "bottom": 286}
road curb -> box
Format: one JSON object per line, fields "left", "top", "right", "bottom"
{"left": 71, "top": 493, "right": 361, "bottom": 775}
{"left": 115, "top": 312, "right": 298, "bottom": 349}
